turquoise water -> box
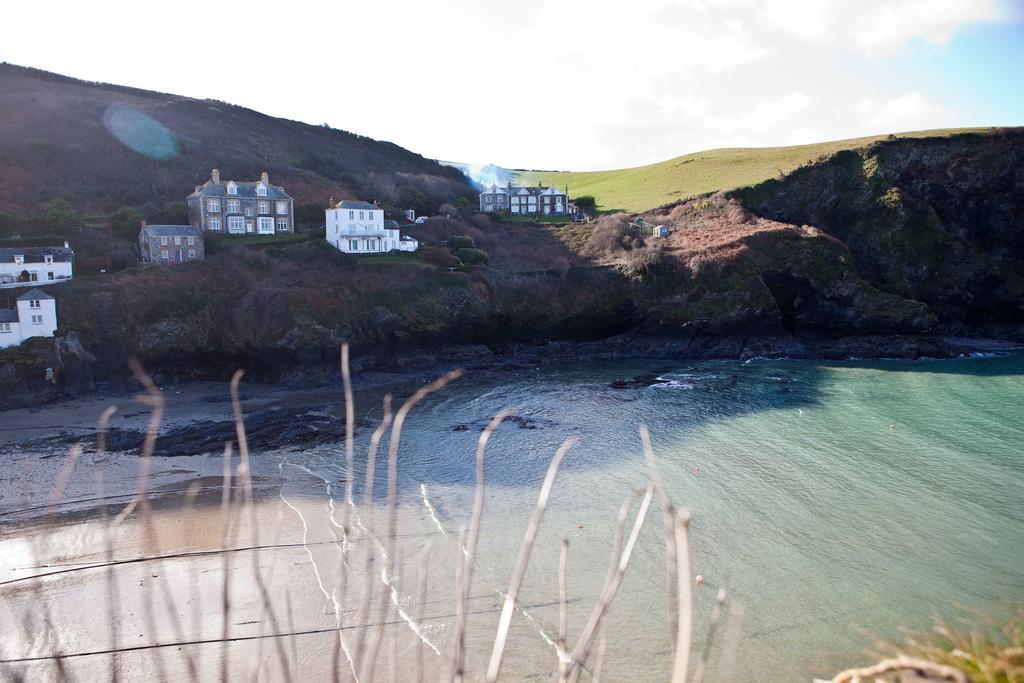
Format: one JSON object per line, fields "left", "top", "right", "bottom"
{"left": 292, "top": 353, "right": 1024, "bottom": 680}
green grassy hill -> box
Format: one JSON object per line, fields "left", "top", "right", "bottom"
{"left": 517, "top": 128, "right": 998, "bottom": 213}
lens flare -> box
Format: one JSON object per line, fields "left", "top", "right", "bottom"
{"left": 101, "top": 105, "right": 178, "bottom": 160}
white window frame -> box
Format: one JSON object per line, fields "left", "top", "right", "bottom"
{"left": 208, "top": 217, "right": 221, "bottom": 231}
{"left": 174, "top": 236, "right": 182, "bottom": 245}
{"left": 0, "top": 323, "right": 10, "bottom": 333}
{"left": 206, "top": 199, "right": 220, "bottom": 213}
{"left": 256, "top": 184, "right": 267, "bottom": 197}
{"left": 31, "top": 315, "right": 43, "bottom": 325}
{"left": 349, "top": 240, "right": 358, "bottom": 251}
{"left": 188, "top": 249, "right": 196, "bottom": 258}
{"left": 349, "top": 210, "right": 355, "bottom": 219}
{"left": 227, "top": 182, "right": 238, "bottom": 195}
{"left": 276, "top": 201, "right": 288, "bottom": 215}
{"left": 227, "top": 199, "right": 240, "bottom": 213}
{"left": 276, "top": 218, "right": 289, "bottom": 232}
{"left": 257, "top": 201, "right": 270, "bottom": 214}
{"left": 14, "top": 255, "right": 23, "bottom": 265}
{"left": 187, "top": 236, "right": 195, "bottom": 245}
{"left": 227, "top": 216, "right": 245, "bottom": 234}
{"left": 257, "top": 217, "right": 275, "bottom": 235}
{"left": 44, "top": 255, "right": 54, "bottom": 265}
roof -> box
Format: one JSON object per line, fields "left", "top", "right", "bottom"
{"left": 0, "top": 246, "right": 74, "bottom": 264}
{"left": 480, "top": 184, "right": 567, "bottom": 198}
{"left": 383, "top": 219, "right": 400, "bottom": 229}
{"left": 0, "top": 309, "right": 17, "bottom": 323}
{"left": 140, "top": 225, "right": 204, "bottom": 238}
{"left": 190, "top": 180, "right": 292, "bottom": 201}
{"left": 17, "top": 288, "right": 55, "bottom": 301}
{"left": 337, "top": 200, "right": 378, "bottom": 210}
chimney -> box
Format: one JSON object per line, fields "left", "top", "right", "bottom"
{"left": 140, "top": 220, "right": 146, "bottom": 230}
{"left": 195, "top": 185, "right": 202, "bottom": 194}
{"left": 211, "top": 169, "right": 220, "bottom": 184}
{"left": 328, "top": 195, "right": 334, "bottom": 208}
{"left": 261, "top": 171, "right": 269, "bottom": 186}
{"left": 64, "top": 240, "right": 70, "bottom": 249}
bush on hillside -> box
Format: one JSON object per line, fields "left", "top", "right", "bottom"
{"left": 110, "top": 206, "right": 144, "bottom": 240}
{"left": 583, "top": 213, "right": 638, "bottom": 257}
{"left": 469, "top": 213, "right": 491, "bottom": 230}
{"left": 455, "top": 247, "right": 489, "bottom": 265}
{"left": 422, "top": 246, "right": 460, "bottom": 268}
{"left": 450, "top": 235, "right": 476, "bottom": 250}
{"left": 45, "top": 197, "right": 77, "bottom": 231}
{"left": 573, "top": 195, "right": 597, "bottom": 212}
{"left": 438, "top": 203, "right": 459, "bottom": 217}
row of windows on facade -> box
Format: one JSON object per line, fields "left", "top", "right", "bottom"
{"left": 226, "top": 184, "right": 267, "bottom": 197}
{"left": 157, "top": 236, "right": 197, "bottom": 246}
{"left": 206, "top": 217, "right": 289, "bottom": 232}
{"left": 157, "top": 249, "right": 198, "bottom": 259}
{"left": 0, "top": 316, "right": 43, "bottom": 332}
{"left": 346, "top": 210, "right": 377, "bottom": 220}
{"left": 13, "top": 272, "right": 60, "bottom": 282}
{"left": 206, "top": 200, "right": 289, "bottom": 215}
{"left": 484, "top": 195, "right": 563, "bottom": 203}
{"left": 11, "top": 255, "right": 56, "bottom": 265}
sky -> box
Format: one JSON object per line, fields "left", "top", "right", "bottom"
{"left": 3, "top": 0, "right": 1023, "bottom": 171}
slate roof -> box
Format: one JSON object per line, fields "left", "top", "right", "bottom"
{"left": 480, "top": 184, "right": 566, "bottom": 197}
{"left": 337, "top": 200, "right": 378, "bottom": 210}
{"left": 383, "top": 220, "right": 400, "bottom": 229}
{"left": 0, "top": 309, "right": 17, "bottom": 323}
{"left": 140, "top": 225, "right": 204, "bottom": 238}
{"left": 190, "top": 180, "right": 292, "bottom": 201}
{"left": 0, "top": 246, "right": 74, "bottom": 264}
{"left": 17, "top": 288, "right": 55, "bottom": 301}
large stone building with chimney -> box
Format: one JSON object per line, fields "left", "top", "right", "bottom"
{"left": 187, "top": 169, "right": 295, "bottom": 235}
{"left": 479, "top": 183, "right": 569, "bottom": 215}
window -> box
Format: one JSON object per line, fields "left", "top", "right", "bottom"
{"left": 227, "top": 182, "right": 238, "bottom": 195}
{"left": 0, "top": 323, "right": 9, "bottom": 333}
{"left": 187, "top": 236, "right": 195, "bottom": 245}
{"left": 276, "top": 201, "right": 288, "bottom": 215}
{"left": 208, "top": 217, "right": 221, "bottom": 231}
{"left": 174, "top": 236, "right": 182, "bottom": 245}
{"left": 349, "top": 240, "right": 358, "bottom": 251}
{"left": 257, "top": 201, "right": 270, "bottom": 214}
{"left": 227, "top": 216, "right": 245, "bottom": 234}
{"left": 48, "top": 272, "right": 54, "bottom": 280}
{"left": 257, "top": 217, "right": 274, "bottom": 234}
{"left": 227, "top": 199, "right": 240, "bottom": 213}
{"left": 276, "top": 218, "right": 289, "bottom": 232}
{"left": 29, "top": 272, "right": 38, "bottom": 282}
{"left": 359, "top": 211, "right": 365, "bottom": 220}
{"left": 245, "top": 206, "right": 254, "bottom": 217}
{"left": 45, "top": 255, "right": 53, "bottom": 265}
{"left": 14, "top": 255, "right": 23, "bottom": 265}
{"left": 161, "top": 249, "right": 169, "bottom": 259}
{"left": 188, "top": 249, "right": 196, "bottom": 259}
{"left": 206, "top": 199, "right": 221, "bottom": 213}
{"left": 31, "top": 315, "right": 43, "bottom": 325}
{"left": 160, "top": 236, "right": 168, "bottom": 245}
{"left": 256, "top": 185, "right": 267, "bottom": 197}
{"left": 349, "top": 210, "right": 355, "bottom": 219}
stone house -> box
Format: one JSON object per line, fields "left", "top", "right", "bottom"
{"left": 187, "top": 169, "right": 294, "bottom": 235}
{"left": 479, "top": 183, "right": 569, "bottom": 215}
{"left": 139, "top": 223, "right": 205, "bottom": 264}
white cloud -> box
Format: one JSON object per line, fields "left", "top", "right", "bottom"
{"left": 0, "top": 0, "right": 1014, "bottom": 170}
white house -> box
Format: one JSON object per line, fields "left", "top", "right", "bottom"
{"left": 325, "top": 200, "right": 419, "bottom": 254}
{"left": 0, "top": 288, "right": 58, "bottom": 350}
{"left": 0, "top": 244, "right": 74, "bottom": 288}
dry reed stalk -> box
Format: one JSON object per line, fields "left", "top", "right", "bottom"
{"left": 359, "top": 370, "right": 463, "bottom": 683}
{"left": 353, "top": 395, "right": 394, "bottom": 671}
{"left": 485, "top": 437, "right": 576, "bottom": 682}
{"left": 342, "top": 344, "right": 355, "bottom": 505}
{"left": 219, "top": 442, "right": 234, "bottom": 683}
{"left": 592, "top": 626, "right": 608, "bottom": 683}
{"left": 229, "top": 370, "right": 290, "bottom": 680}
{"left": 716, "top": 601, "right": 745, "bottom": 682}
{"left": 558, "top": 537, "right": 570, "bottom": 683}
{"left": 95, "top": 468, "right": 120, "bottom": 683}
{"left": 671, "top": 509, "right": 693, "bottom": 683}
{"left": 414, "top": 539, "right": 433, "bottom": 683}
{"left": 691, "top": 586, "right": 727, "bottom": 683}
{"left": 567, "top": 484, "right": 655, "bottom": 683}
{"left": 114, "top": 359, "right": 164, "bottom": 526}
{"left": 639, "top": 424, "right": 678, "bottom": 643}
{"left": 454, "top": 409, "right": 514, "bottom": 682}
{"left": 831, "top": 656, "right": 971, "bottom": 683}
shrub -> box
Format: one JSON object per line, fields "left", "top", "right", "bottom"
{"left": 455, "top": 247, "right": 489, "bottom": 265}
{"left": 110, "top": 206, "right": 144, "bottom": 240}
{"left": 583, "top": 213, "right": 635, "bottom": 257}
{"left": 423, "top": 246, "right": 460, "bottom": 268}
{"left": 469, "top": 213, "right": 491, "bottom": 230}
{"left": 573, "top": 195, "right": 597, "bottom": 212}
{"left": 450, "top": 235, "right": 476, "bottom": 250}
{"left": 438, "top": 202, "right": 459, "bottom": 217}
{"left": 45, "top": 197, "right": 77, "bottom": 231}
